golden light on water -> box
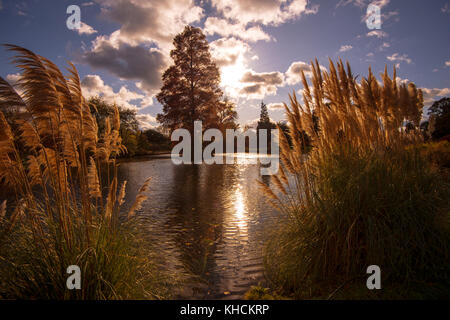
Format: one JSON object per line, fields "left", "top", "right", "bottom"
{"left": 233, "top": 184, "right": 248, "bottom": 232}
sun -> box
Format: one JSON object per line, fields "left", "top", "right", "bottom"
{"left": 220, "top": 61, "right": 247, "bottom": 92}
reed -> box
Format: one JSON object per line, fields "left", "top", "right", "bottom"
{"left": 0, "top": 45, "right": 176, "bottom": 299}
{"left": 260, "top": 59, "right": 450, "bottom": 299}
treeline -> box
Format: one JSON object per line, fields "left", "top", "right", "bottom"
{"left": 88, "top": 96, "right": 170, "bottom": 157}
{"left": 420, "top": 97, "right": 450, "bottom": 142}
{"left": 3, "top": 95, "right": 171, "bottom": 159}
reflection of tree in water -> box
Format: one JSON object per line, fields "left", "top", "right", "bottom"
{"left": 165, "top": 163, "right": 240, "bottom": 297}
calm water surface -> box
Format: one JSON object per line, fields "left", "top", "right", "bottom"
{"left": 116, "top": 154, "right": 279, "bottom": 299}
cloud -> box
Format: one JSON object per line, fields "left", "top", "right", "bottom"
{"left": 204, "top": 17, "right": 272, "bottom": 42}
{"left": 136, "top": 113, "right": 158, "bottom": 129}
{"left": 77, "top": 22, "right": 98, "bottom": 35}
{"left": 421, "top": 87, "right": 450, "bottom": 106}
{"left": 81, "top": 74, "right": 149, "bottom": 110}
{"left": 284, "top": 61, "right": 326, "bottom": 85}
{"left": 387, "top": 53, "right": 412, "bottom": 65}
{"left": 337, "top": 0, "right": 390, "bottom": 9}
{"left": 267, "top": 102, "right": 285, "bottom": 110}
{"left": 95, "top": 0, "right": 203, "bottom": 50}
{"left": 339, "top": 45, "right": 353, "bottom": 52}
{"left": 241, "top": 71, "right": 284, "bottom": 86}
{"left": 367, "top": 30, "right": 388, "bottom": 38}
{"left": 80, "top": 0, "right": 204, "bottom": 104}
{"left": 209, "top": 37, "right": 285, "bottom": 100}
{"left": 209, "top": 37, "right": 251, "bottom": 68}
{"left": 210, "top": 0, "right": 319, "bottom": 26}
{"left": 236, "top": 70, "right": 284, "bottom": 99}
{"left": 6, "top": 73, "right": 21, "bottom": 87}
{"left": 239, "top": 83, "right": 278, "bottom": 100}
{"left": 379, "top": 42, "right": 390, "bottom": 51}
{"left": 82, "top": 32, "right": 167, "bottom": 96}
{"left": 442, "top": 3, "right": 450, "bottom": 13}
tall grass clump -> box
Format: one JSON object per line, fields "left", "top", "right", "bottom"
{"left": 259, "top": 59, "right": 450, "bottom": 299}
{"left": 0, "top": 45, "right": 176, "bottom": 299}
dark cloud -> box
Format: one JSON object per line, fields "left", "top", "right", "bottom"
{"left": 82, "top": 39, "right": 167, "bottom": 94}
{"left": 241, "top": 71, "right": 284, "bottom": 85}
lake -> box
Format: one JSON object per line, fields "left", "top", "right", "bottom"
{"left": 116, "top": 154, "right": 279, "bottom": 299}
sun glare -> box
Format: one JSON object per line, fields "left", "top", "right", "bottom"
{"left": 220, "top": 63, "right": 247, "bottom": 92}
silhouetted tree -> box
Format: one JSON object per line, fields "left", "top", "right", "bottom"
{"left": 217, "top": 96, "right": 239, "bottom": 132}
{"left": 428, "top": 97, "right": 450, "bottom": 140}
{"left": 88, "top": 96, "right": 138, "bottom": 134}
{"left": 256, "top": 101, "right": 276, "bottom": 153}
{"left": 156, "top": 25, "right": 224, "bottom": 133}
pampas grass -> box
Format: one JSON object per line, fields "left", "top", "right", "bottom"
{"left": 0, "top": 45, "right": 176, "bottom": 299}
{"left": 260, "top": 59, "right": 450, "bottom": 299}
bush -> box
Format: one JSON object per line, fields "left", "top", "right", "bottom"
{"left": 264, "top": 148, "right": 449, "bottom": 298}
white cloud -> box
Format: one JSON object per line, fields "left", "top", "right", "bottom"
{"left": 81, "top": 74, "right": 150, "bottom": 110}
{"left": 6, "top": 73, "right": 21, "bottom": 86}
{"left": 95, "top": 0, "right": 203, "bottom": 50}
{"left": 204, "top": 17, "right": 272, "bottom": 42}
{"left": 77, "top": 22, "right": 98, "bottom": 35}
{"left": 387, "top": 53, "right": 412, "bottom": 65}
{"left": 267, "top": 102, "right": 285, "bottom": 110}
{"left": 285, "top": 61, "right": 326, "bottom": 85}
{"left": 339, "top": 45, "right": 353, "bottom": 52}
{"left": 367, "top": 30, "right": 388, "bottom": 38}
{"left": 210, "top": 0, "right": 319, "bottom": 26}
{"left": 136, "top": 114, "right": 158, "bottom": 129}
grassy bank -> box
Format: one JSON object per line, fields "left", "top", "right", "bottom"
{"left": 0, "top": 45, "right": 177, "bottom": 299}
{"left": 259, "top": 59, "right": 450, "bottom": 299}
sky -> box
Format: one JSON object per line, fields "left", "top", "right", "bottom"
{"left": 0, "top": 0, "right": 449, "bottom": 129}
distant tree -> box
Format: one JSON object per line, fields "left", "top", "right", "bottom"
{"left": 143, "top": 128, "right": 171, "bottom": 145}
{"left": 428, "top": 97, "right": 450, "bottom": 140}
{"left": 257, "top": 101, "right": 270, "bottom": 128}
{"left": 88, "top": 96, "right": 144, "bottom": 157}
{"left": 256, "top": 101, "right": 276, "bottom": 153}
{"left": 257, "top": 101, "right": 276, "bottom": 130}
{"left": 156, "top": 25, "right": 224, "bottom": 133}
{"left": 88, "top": 96, "right": 139, "bottom": 134}
{"left": 217, "top": 97, "right": 239, "bottom": 131}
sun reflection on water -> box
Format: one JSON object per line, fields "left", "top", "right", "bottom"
{"left": 233, "top": 185, "right": 248, "bottom": 233}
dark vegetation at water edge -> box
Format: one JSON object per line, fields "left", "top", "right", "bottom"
{"left": 87, "top": 97, "right": 172, "bottom": 157}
